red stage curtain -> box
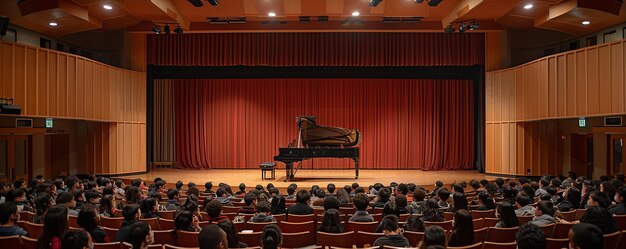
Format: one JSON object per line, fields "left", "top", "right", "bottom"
{"left": 148, "top": 33, "right": 484, "bottom": 66}
{"left": 174, "top": 78, "right": 474, "bottom": 170}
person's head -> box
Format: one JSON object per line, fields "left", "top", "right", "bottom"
{"left": 127, "top": 221, "right": 153, "bottom": 249}
{"left": 600, "top": 181, "right": 616, "bottom": 199}
{"left": 452, "top": 184, "right": 464, "bottom": 194}
{"left": 216, "top": 220, "right": 240, "bottom": 248}
{"left": 495, "top": 178, "right": 504, "bottom": 187}
{"left": 515, "top": 223, "right": 546, "bottom": 249}
{"left": 379, "top": 215, "right": 401, "bottom": 235}
{"left": 34, "top": 193, "right": 53, "bottom": 215}
{"left": 451, "top": 209, "right": 474, "bottom": 245}
{"left": 327, "top": 183, "right": 336, "bottom": 194}
{"left": 244, "top": 192, "right": 258, "bottom": 206}
{"left": 353, "top": 193, "right": 369, "bottom": 211}
{"left": 174, "top": 211, "right": 196, "bottom": 231}
{"left": 564, "top": 187, "right": 582, "bottom": 209}
{"left": 616, "top": 186, "right": 626, "bottom": 204}
{"left": 498, "top": 202, "right": 520, "bottom": 228}
{"left": 13, "top": 179, "right": 26, "bottom": 189}
{"left": 535, "top": 201, "right": 555, "bottom": 217}
{"left": 6, "top": 188, "right": 26, "bottom": 203}
{"left": 62, "top": 229, "right": 93, "bottom": 249}
{"left": 256, "top": 201, "right": 271, "bottom": 214}
{"left": 413, "top": 188, "right": 426, "bottom": 202}
{"left": 0, "top": 202, "right": 19, "bottom": 225}
{"left": 204, "top": 182, "right": 213, "bottom": 192}
{"left": 287, "top": 185, "right": 295, "bottom": 195}
{"left": 237, "top": 183, "right": 246, "bottom": 192}
{"left": 77, "top": 204, "right": 100, "bottom": 232}
{"left": 437, "top": 189, "right": 450, "bottom": 202}
{"left": 296, "top": 190, "right": 311, "bottom": 204}
{"left": 569, "top": 223, "right": 603, "bottom": 249}
{"left": 323, "top": 195, "right": 341, "bottom": 211}
{"left": 452, "top": 192, "right": 468, "bottom": 212}
{"left": 205, "top": 200, "right": 223, "bottom": 218}
{"left": 140, "top": 198, "right": 158, "bottom": 215}
{"left": 167, "top": 189, "right": 180, "bottom": 201}
{"left": 382, "top": 200, "right": 399, "bottom": 218}
{"left": 580, "top": 205, "right": 616, "bottom": 234}
{"left": 378, "top": 187, "right": 391, "bottom": 202}
{"left": 261, "top": 224, "right": 282, "bottom": 249}
{"left": 503, "top": 187, "right": 518, "bottom": 199}
{"left": 198, "top": 224, "right": 227, "bottom": 249}
{"left": 478, "top": 192, "right": 495, "bottom": 209}
{"left": 125, "top": 187, "right": 141, "bottom": 204}
{"left": 515, "top": 194, "right": 532, "bottom": 208}
{"left": 270, "top": 195, "right": 286, "bottom": 214}
{"left": 420, "top": 225, "right": 446, "bottom": 249}
{"left": 588, "top": 191, "right": 611, "bottom": 208}
{"left": 315, "top": 189, "right": 326, "bottom": 199}
{"left": 43, "top": 205, "right": 69, "bottom": 238}
{"left": 56, "top": 192, "right": 76, "bottom": 208}
{"left": 319, "top": 209, "right": 343, "bottom": 233}
{"left": 395, "top": 194, "right": 408, "bottom": 208}
{"left": 123, "top": 204, "right": 141, "bottom": 222}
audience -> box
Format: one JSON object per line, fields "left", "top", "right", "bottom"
{"left": 175, "top": 211, "right": 201, "bottom": 232}
{"left": 418, "top": 226, "right": 446, "bottom": 249}
{"left": 270, "top": 194, "right": 286, "bottom": 215}
{"left": 408, "top": 188, "right": 426, "bottom": 214}
{"left": 261, "top": 224, "right": 282, "bottom": 249}
{"left": 447, "top": 209, "right": 474, "bottom": 247}
{"left": 77, "top": 205, "right": 110, "bottom": 242}
{"left": 238, "top": 192, "right": 258, "bottom": 214}
{"left": 206, "top": 199, "right": 229, "bottom": 224}
{"left": 61, "top": 230, "right": 92, "bottom": 249}
{"left": 36, "top": 205, "right": 69, "bottom": 249}
{"left": 530, "top": 201, "right": 556, "bottom": 226}
{"left": 216, "top": 219, "right": 247, "bottom": 248}
{"left": 198, "top": 224, "right": 228, "bottom": 249}
{"left": 140, "top": 198, "right": 160, "bottom": 219}
{"left": 56, "top": 192, "right": 79, "bottom": 216}
{"left": 0, "top": 202, "right": 28, "bottom": 236}
{"left": 350, "top": 193, "right": 374, "bottom": 222}
{"left": 373, "top": 215, "right": 410, "bottom": 247}
{"left": 318, "top": 208, "right": 344, "bottom": 233}
{"left": 450, "top": 192, "right": 468, "bottom": 212}
{"left": 114, "top": 204, "right": 140, "bottom": 242}
{"left": 476, "top": 192, "right": 496, "bottom": 210}
{"left": 496, "top": 202, "right": 519, "bottom": 228}
{"left": 516, "top": 224, "right": 546, "bottom": 249}
{"left": 609, "top": 186, "right": 626, "bottom": 215}
{"left": 514, "top": 195, "right": 535, "bottom": 216}
{"left": 126, "top": 222, "right": 153, "bottom": 249}
{"left": 579, "top": 205, "right": 616, "bottom": 234}
{"left": 287, "top": 190, "right": 313, "bottom": 215}
{"left": 372, "top": 188, "right": 391, "bottom": 208}
{"left": 568, "top": 223, "right": 603, "bottom": 249}
{"left": 250, "top": 201, "right": 276, "bottom": 222}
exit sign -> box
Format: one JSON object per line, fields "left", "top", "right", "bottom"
{"left": 578, "top": 117, "right": 586, "bottom": 127}
{"left": 45, "top": 118, "right": 54, "bottom": 128}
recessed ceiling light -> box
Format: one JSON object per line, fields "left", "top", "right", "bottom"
{"left": 582, "top": 21, "right": 591, "bottom": 25}
{"left": 268, "top": 12, "right": 276, "bottom": 17}
{"left": 49, "top": 22, "right": 58, "bottom": 26}
{"left": 523, "top": 4, "right": 533, "bottom": 9}
{"left": 352, "top": 11, "right": 360, "bottom": 16}
{"left": 103, "top": 5, "right": 113, "bottom": 10}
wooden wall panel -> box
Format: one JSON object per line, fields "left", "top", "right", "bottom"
{"left": 486, "top": 39, "right": 626, "bottom": 176}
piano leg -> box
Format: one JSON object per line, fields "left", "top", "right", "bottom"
{"left": 354, "top": 158, "right": 359, "bottom": 179}
{"left": 285, "top": 163, "right": 293, "bottom": 182}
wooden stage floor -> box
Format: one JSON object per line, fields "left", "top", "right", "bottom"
{"left": 130, "top": 168, "right": 493, "bottom": 189}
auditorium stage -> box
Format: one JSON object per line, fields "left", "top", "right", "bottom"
{"left": 130, "top": 168, "right": 493, "bottom": 189}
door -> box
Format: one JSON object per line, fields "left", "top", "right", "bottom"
{"left": 609, "top": 134, "right": 626, "bottom": 176}
{"left": 0, "top": 135, "right": 31, "bottom": 182}
{"left": 571, "top": 134, "right": 593, "bottom": 178}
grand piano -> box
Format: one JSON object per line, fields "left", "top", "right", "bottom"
{"left": 274, "top": 116, "right": 361, "bottom": 181}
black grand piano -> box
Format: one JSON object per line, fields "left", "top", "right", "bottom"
{"left": 274, "top": 116, "right": 361, "bottom": 181}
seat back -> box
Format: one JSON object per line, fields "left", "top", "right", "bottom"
{"left": 0, "top": 235, "right": 22, "bottom": 249}
{"left": 603, "top": 231, "right": 621, "bottom": 249}
{"left": 316, "top": 231, "right": 355, "bottom": 248}
{"left": 473, "top": 227, "right": 488, "bottom": 244}
{"left": 238, "top": 231, "right": 263, "bottom": 247}
{"left": 537, "top": 223, "right": 555, "bottom": 238}
{"left": 158, "top": 211, "right": 176, "bottom": 220}
{"left": 140, "top": 218, "right": 161, "bottom": 230}
{"left": 448, "top": 242, "right": 483, "bottom": 249}
{"left": 552, "top": 222, "right": 574, "bottom": 239}
{"left": 482, "top": 241, "right": 517, "bottom": 249}
{"left": 176, "top": 230, "right": 200, "bottom": 247}
{"left": 273, "top": 214, "right": 286, "bottom": 222}
{"left": 614, "top": 214, "right": 626, "bottom": 231}
{"left": 281, "top": 231, "right": 315, "bottom": 248}
{"left": 444, "top": 212, "right": 455, "bottom": 221}
{"left": 246, "top": 222, "right": 276, "bottom": 232}
{"left": 24, "top": 221, "right": 44, "bottom": 239}
{"left": 69, "top": 215, "right": 79, "bottom": 228}
{"left": 19, "top": 211, "right": 35, "bottom": 222}
{"left": 423, "top": 220, "right": 453, "bottom": 230}
{"left": 559, "top": 210, "right": 577, "bottom": 221}
{"left": 21, "top": 236, "right": 39, "bottom": 249}
{"left": 158, "top": 218, "right": 175, "bottom": 230}
{"left": 471, "top": 210, "right": 496, "bottom": 219}
{"left": 101, "top": 217, "right": 125, "bottom": 228}
{"left": 164, "top": 244, "right": 199, "bottom": 249}
{"left": 574, "top": 209, "right": 587, "bottom": 220}
{"left": 472, "top": 218, "right": 484, "bottom": 229}
{"left": 482, "top": 218, "right": 499, "bottom": 228}
{"left": 278, "top": 221, "right": 315, "bottom": 233}
{"left": 517, "top": 216, "right": 533, "bottom": 224}
{"left": 287, "top": 214, "right": 315, "bottom": 223}
{"left": 485, "top": 226, "right": 519, "bottom": 243}
{"left": 355, "top": 231, "right": 383, "bottom": 247}
{"left": 222, "top": 206, "right": 240, "bottom": 213}
{"left": 346, "top": 221, "right": 378, "bottom": 233}
{"left": 402, "top": 231, "right": 424, "bottom": 247}
{"left": 94, "top": 242, "right": 122, "bottom": 249}
{"left": 153, "top": 229, "right": 176, "bottom": 245}
{"left": 546, "top": 238, "right": 569, "bottom": 249}
{"left": 103, "top": 227, "right": 119, "bottom": 241}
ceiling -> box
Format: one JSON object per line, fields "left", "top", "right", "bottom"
{"left": 1, "top": 0, "right": 625, "bottom": 37}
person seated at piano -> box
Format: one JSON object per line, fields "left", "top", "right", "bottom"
{"left": 287, "top": 190, "right": 313, "bottom": 215}
{"left": 312, "top": 189, "right": 326, "bottom": 207}
{"left": 350, "top": 193, "right": 375, "bottom": 222}
{"left": 215, "top": 188, "right": 234, "bottom": 207}
{"left": 285, "top": 184, "right": 297, "bottom": 200}
{"left": 249, "top": 201, "right": 276, "bottom": 223}
{"left": 237, "top": 193, "right": 258, "bottom": 215}
{"left": 372, "top": 188, "right": 392, "bottom": 208}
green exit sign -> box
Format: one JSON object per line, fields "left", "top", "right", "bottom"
{"left": 578, "top": 117, "right": 586, "bottom": 127}
{"left": 45, "top": 118, "right": 54, "bottom": 128}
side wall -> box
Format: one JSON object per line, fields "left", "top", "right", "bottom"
{"left": 0, "top": 41, "right": 146, "bottom": 175}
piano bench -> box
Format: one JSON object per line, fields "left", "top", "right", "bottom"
{"left": 260, "top": 162, "right": 277, "bottom": 180}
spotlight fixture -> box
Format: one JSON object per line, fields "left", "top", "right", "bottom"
{"left": 152, "top": 25, "right": 161, "bottom": 34}
{"left": 352, "top": 11, "right": 360, "bottom": 16}
{"left": 268, "top": 12, "right": 276, "bottom": 17}
{"left": 207, "top": 0, "right": 219, "bottom": 6}
{"left": 443, "top": 19, "right": 479, "bottom": 33}
{"left": 369, "top": 0, "right": 383, "bottom": 7}
{"left": 174, "top": 26, "right": 183, "bottom": 34}
{"left": 49, "top": 22, "right": 58, "bottom": 26}
{"left": 103, "top": 4, "right": 113, "bottom": 10}
{"left": 186, "top": 0, "right": 203, "bottom": 7}
{"left": 524, "top": 4, "right": 533, "bottom": 9}
{"left": 428, "top": 0, "right": 442, "bottom": 6}
{"left": 582, "top": 20, "right": 591, "bottom": 25}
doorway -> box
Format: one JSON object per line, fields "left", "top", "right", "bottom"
{"left": 0, "top": 135, "right": 31, "bottom": 182}
{"left": 571, "top": 133, "right": 594, "bottom": 178}
{"left": 609, "top": 134, "right": 626, "bottom": 176}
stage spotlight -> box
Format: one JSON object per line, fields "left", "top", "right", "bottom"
{"left": 369, "top": 0, "right": 382, "bottom": 7}
{"left": 152, "top": 25, "right": 161, "bottom": 34}
{"left": 174, "top": 26, "right": 183, "bottom": 34}
{"left": 207, "top": 0, "right": 218, "bottom": 6}
{"left": 428, "top": 0, "right": 443, "bottom": 6}
{"left": 186, "top": 0, "right": 203, "bottom": 7}
{"left": 444, "top": 25, "right": 455, "bottom": 33}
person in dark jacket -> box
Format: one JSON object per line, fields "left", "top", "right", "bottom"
{"left": 237, "top": 193, "right": 257, "bottom": 215}
{"left": 114, "top": 204, "right": 140, "bottom": 242}
{"left": 287, "top": 190, "right": 313, "bottom": 215}
{"left": 372, "top": 215, "right": 410, "bottom": 247}
{"left": 350, "top": 193, "right": 375, "bottom": 222}
{"left": 77, "top": 205, "right": 110, "bottom": 243}
{"left": 372, "top": 188, "right": 391, "bottom": 208}
{"left": 165, "top": 189, "right": 181, "bottom": 211}
{"left": 249, "top": 201, "right": 275, "bottom": 223}
{"left": 0, "top": 202, "right": 28, "bottom": 236}
{"left": 609, "top": 186, "right": 626, "bottom": 215}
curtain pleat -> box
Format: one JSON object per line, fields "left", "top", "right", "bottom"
{"left": 147, "top": 33, "right": 485, "bottom": 66}
{"left": 173, "top": 78, "right": 474, "bottom": 170}
{"left": 153, "top": 80, "right": 176, "bottom": 162}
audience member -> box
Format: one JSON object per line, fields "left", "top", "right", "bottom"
{"left": 261, "top": 224, "right": 282, "bottom": 249}
{"left": 270, "top": 194, "right": 286, "bottom": 215}
{"left": 449, "top": 192, "right": 468, "bottom": 213}
{"left": 436, "top": 189, "right": 450, "bottom": 209}
{"left": 287, "top": 190, "right": 313, "bottom": 215}
{"left": 514, "top": 195, "right": 535, "bottom": 216}
{"left": 32, "top": 193, "right": 53, "bottom": 224}
{"left": 0, "top": 202, "right": 28, "bottom": 236}
{"left": 323, "top": 195, "right": 341, "bottom": 211}
{"left": 372, "top": 188, "right": 391, "bottom": 208}
{"left": 373, "top": 215, "right": 410, "bottom": 247}
{"left": 140, "top": 198, "right": 160, "bottom": 219}
{"left": 56, "top": 192, "right": 79, "bottom": 216}
{"left": 558, "top": 187, "right": 581, "bottom": 212}
{"left": 175, "top": 211, "right": 201, "bottom": 232}
{"left": 516, "top": 224, "right": 546, "bottom": 249}
{"left": 205, "top": 200, "right": 229, "bottom": 224}
{"left": 568, "top": 223, "right": 603, "bottom": 249}
{"left": 408, "top": 188, "right": 426, "bottom": 215}
{"left": 418, "top": 226, "right": 446, "bottom": 249}
{"left": 250, "top": 201, "right": 275, "bottom": 222}
{"left": 36, "top": 205, "right": 69, "bottom": 249}
{"left": 166, "top": 189, "right": 181, "bottom": 211}
{"left": 336, "top": 189, "right": 351, "bottom": 205}
{"left": 77, "top": 205, "right": 110, "bottom": 242}
{"left": 318, "top": 209, "right": 344, "bottom": 233}
{"left": 579, "top": 205, "right": 616, "bottom": 234}
{"left": 496, "top": 202, "right": 520, "bottom": 228}
{"left": 114, "top": 204, "right": 140, "bottom": 242}
{"left": 61, "top": 229, "right": 92, "bottom": 249}
{"left": 216, "top": 219, "right": 247, "bottom": 248}
{"left": 587, "top": 191, "right": 611, "bottom": 208}
{"left": 238, "top": 192, "right": 258, "bottom": 214}
{"left": 447, "top": 209, "right": 474, "bottom": 247}
{"left": 126, "top": 222, "right": 153, "bottom": 249}
{"left": 476, "top": 192, "right": 496, "bottom": 210}
{"left": 609, "top": 186, "right": 626, "bottom": 215}
{"left": 530, "top": 201, "right": 556, "bottom": 226}
{"left": 350, "top": 193, "right": 374, "bottom": 222}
